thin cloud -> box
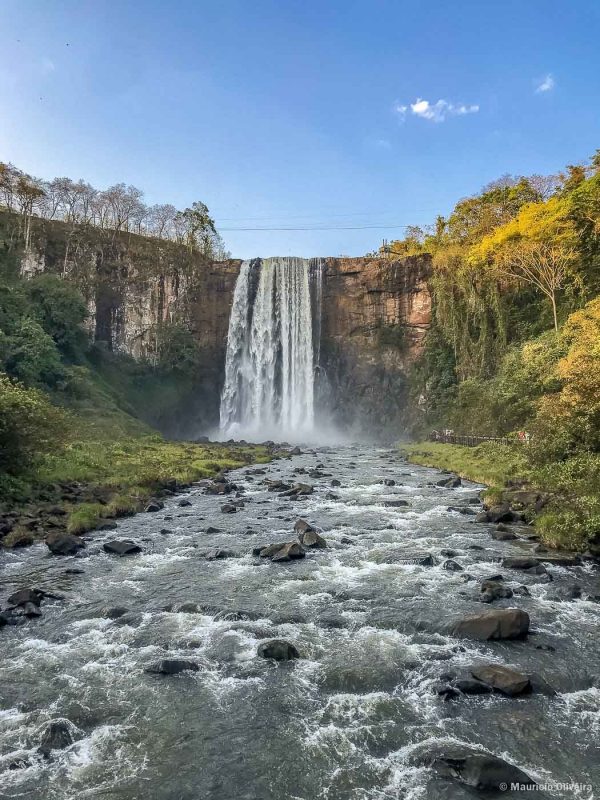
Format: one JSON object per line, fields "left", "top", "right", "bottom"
{"left": 394, "top": 98, "right": 479, "bottom": 123}
{"left": 535, "top": 73, "right": 555, "bottom": 93}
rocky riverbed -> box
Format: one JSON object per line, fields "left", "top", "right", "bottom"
{"left": 0, "top": 445, "right": 599, "bottom": 799}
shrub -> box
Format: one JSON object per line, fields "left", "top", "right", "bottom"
{"left": 0, "top": 373, "right": 68, "bottom": 474}
{"left": 3, "top": 317, "right": 64, "bottom": 387}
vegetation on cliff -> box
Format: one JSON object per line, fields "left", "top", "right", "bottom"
{"left": 387, "top": 150, "right": 600, "bottom": 552}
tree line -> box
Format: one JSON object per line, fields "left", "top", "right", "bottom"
{"left": 0, "top": 161, "right": 229, "bottom": 259}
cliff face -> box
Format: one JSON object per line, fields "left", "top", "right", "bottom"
{"left": 7, "top": 213, "right": 431, "bottom": 435}
{"left": 319, "top": 255, "right": 431, "bottom": 434}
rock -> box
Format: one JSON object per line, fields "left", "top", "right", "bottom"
{"left": 205, "top": 526, "right": 221, "bottom": 534}
{"left": 298, "top": 529, "right": 327, "bottom": 549}
{"left": 436, "top": 475, "right": 462, "bottom": 488}
{"left": 145, "top": 659, "right": 200, "bottom": 675}
{"left": 479, "top": 580, "right": 513, "bottom": 603}
{"left": 160, "top": 528, "right": 174, "bottom": 535}
{"left": 424, "top": 746, "right": 537, "bottom": 791}
{"left": 103, "top": 540, "right": 142, "bottom": 556}
{"left": 272, "top": 542, "right": 306, "bottom": 562}
{"left": 394, "top": 552, "right": 435, "bottom": 566}
{"left": 178, "top": 499, "right": 192, "bottom": 507}
{"left": 454, "top": 678, "right": 493, "bottom": 695}
{"left": 257, "top": 639, "right": 300, "bottom": 660}
{"left": 294, "top": 518, "right": 316, "bottom": 535}
{"left": 38, "top": 719, "right": 76, "bottom": 756}
{"left": 279, "top": 483, "right": 314, "bottom": 498}
{"left": 382, "top": 478, "right": 396, "bottom": 486}
{"left": 145, "top": 500, "right": 164, "bottom": 512}
{"left": 474, "top": 511, "right": 490, "bottom": 523}
{"left": 331, "top": 479, "right": 341, "bottom": 487}
{"left": 220, "top": 503, "right": 238, "bottom": 513}
{"left": 325, "top": 492, "right": 339, "bottom": 500}
{"left": 452, "top": 608, "right": 529, "bottom": 640}
{"left": 176, "top": 602, "right": 200, "bottom": 613}
{"left": 442, "top": 559, "right": 463, "bottom": 572}
{"left": 205, "top": 548, "right": 235, "bottom": 560}
{"left": 471, "top": 664, "right": 531, "bottom": 696}
{"left": 492, "top": 528, "right": 518, "bottom": 540}
{"left": 467, "top": 544, "right": 485, "bottom": 550}
{"left": 383, "top": 499, "right": 409, "bottom": 507}
{"left": 46, "top": 533, "right": 85, "bottom": 556}
{"left": 549, "top": 584, "right": 582, "bottom": 602}
{"left": 447, "top": 506, "right": 475, "bottom": 515}
{"left": 502, "top": 556, "right": 546, "bottom": 572}
{"left": 289, "top": 447, "right": 302, "bottom": 456}
{"left": 487, "top": 504, "right": 516, "bottom": 524}
{"left": 7, "top": 588, "right": 44, "bottom": 607}
{"left": 64, "top": 568, "right": 84, "bottom": 575}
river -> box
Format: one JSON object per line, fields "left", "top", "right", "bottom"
{"left": 1, "top": 445, "right": 599, "bottom": 799}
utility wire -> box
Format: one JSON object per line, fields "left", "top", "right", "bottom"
{"left": 218, "top": 223, "right": 415, "bottom": 232}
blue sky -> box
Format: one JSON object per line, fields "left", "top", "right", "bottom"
{"left": 1, "top": 0, "right": 599, "bottom": 258}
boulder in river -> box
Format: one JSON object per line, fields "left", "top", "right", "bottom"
{"left": 417, "top": 745, "right": 537, "bottom": 791}
{"left": 7, "top": 588, "right": 44, "bottom": 607}
{"left": 331, "top": 479, "right": 341, "bottom": 487}
{"left": 452, "top": 608, "right": 529, "bottom": 640}
{"left": 257, "top": 639, "right": 300, "bottom": 660}
{"left": 38, "top": 719, "right": 77, "bottom": 757}
{"left": 436, "top": 475, "right": 462, "bottom": 488}
{"left": 442, "top": 559, "right": 463, "bottom": 572}
{"left": 220, "top": 503, "right": 238, "bottom": 513}
{"left": 144, "top": 500, "right": 164, "bottom": 512}
{"left": 103, "top": 540, "right": 142, "bottom": 556}
{"left": 479, "top": 580, "right": 513, "bottom": 603}
{"left": 383, "top": 499, "right": 409, "bottom": 507}
{"left": 471, "top": 664, "right": 531, "bottom": 696}
{"left": 178, "top": 499, "right": 192, "bottom": 507}
{"left": 145, "top": 659, "right": 200, "bottom": 675}
{"left": 205, "top": 548, "right": 235, "bottom": 560}
{"left": 502, "top": 556, "right": 544, "bottom": 572}
{"left": 491, "top": 527, "right": 518, "bottom": 540}
{"left": 272, "top": 541, "right": 306, "bottom": 562}
{"left": 46, "top": 533, "right": 85, "bottom": 556}
{"left": 486, "top": 504, "right": 517, "bottom": 523}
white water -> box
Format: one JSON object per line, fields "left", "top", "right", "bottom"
{"left": 220, "top": 257, "right": 323, "bottom": 442}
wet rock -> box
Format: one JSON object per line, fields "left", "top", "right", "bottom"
{"left": 447, "top": 506, "right": 475, "bottom": 515}
{"left": 160, "top": 528, "right": 174, "bottom": 535}
{"left": 474, "top": 511, "right": 491, "bottom": 523}
{"left": 178, "top": 499, "right": 192, "bottom": 507}
{"left": 64, "top": 568, "right": 84, "bottom": 575}
{"left": 487, "top": 504, "right": 516, "bottom": 524}
{"left": 452, "top": 608, "right": 529, "bottom": 640}
{"left": 46, "top": 533, "right": 85, "bottom": 556}
{"left": 96, "top": 521, "right": 118, "bottom": 531}
{"left": 297, "top": 529, "right": 327, "bottom": 549}
{"left": 502, "top": 557, "right": 548, "bottom": 576}
{"left": 38, "top": 719, "right": 76, "bottom": 757}
{"left": 471, "top": 664, "right": 531, "bottom": 696}
{"left": 272, "top": 542, "right": 306, "bottom": 562}
{"left": 383, "top": 499, "right": 409, "bottom": 507}
{"left": 257, "top": 639, "right": 300, "bottom": 660}
{"left": 513, "top": 585, "right": 531, "bottom": 596}
{"left": 279, "top": 483, "right": 314, "bottom": 498}
{"left": 331, "top": 479, "right": 341, "bottom": 487}
{"left": 442, "top": 559, "right": 463, "bottom": 572}
{"left": 112, "top": 612, "right": 143, "bottom": 627}
{"left": 382, "top": 478, "right": 396, "bottom": 486}
{"left": 326, "top": 492, "right": 340, "bottom": 500}
{"left": 7, "top": 588, "right": 44, "bottom": 607}
{"left": 176, "top": 602, "right": 200, "bottom": 613}
{"left": 454, "top": 678, "right": 493, "bottom": 695}
{"left": 289, "top": 447, "right": 302, "bottom": 456}
{"left": 479, "top": 580, "right": 513, "bottom": 603}
{"left": 205, "top": 526, "right": 222, "bottom": 534}
{"left": 433, "top": 683, "right": 460, "bottom": 701}
{"left": 440, "top": 548, "right": 458, "bottom": 558}
{"left": 436, "top": 475, "right": 462, "bottom": 488}
{"left": 103, "top": 540, "right": 142, "bottom": 556}
{"left": 145, "top": 500, "right": 164, "bottom": 512}
{"left": 0, "top": 609, "right": 26, "bottom": 626}
{"left": 467, "top": 544, "right": 485, "bottom": 550}
{"left": 205, "top": 548, "right": 235, "bottom": 560}
{"left": 220, "top": 503, "right": 238, "bottom": 513}
{"left": 420, "top": 746, "right": 537, "bottom": 791}
{"left": 492, "top": 527, "right": 518, "bottom": 541}
{"left": 294, "top": 518, "right": 316, "bottom": 535}
{"left": 145, "top": 659, "right": 200, "bottom": 675}
{"left": 340, "top": 536, "right": 354, "bottom": 544}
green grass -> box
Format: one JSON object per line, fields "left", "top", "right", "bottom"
{"left": 400, "top": 441, "right": 530, "bottom": 496}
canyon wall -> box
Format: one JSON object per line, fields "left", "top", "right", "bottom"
{"left": 7, "top": 213, "right": 431, "bottom": 435}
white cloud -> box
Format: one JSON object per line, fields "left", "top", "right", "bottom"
{"left": 535, "top": 73, "right": 554, "bottom": 93}
{"left": 394, "top": 97, "right": 479, "bottom": 123}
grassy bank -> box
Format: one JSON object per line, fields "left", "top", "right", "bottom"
{"left": 400, "top": 441, "right": 529, "bottom": 500}
{"left": 1, "top": 408, "right": 271, "bottom": 544}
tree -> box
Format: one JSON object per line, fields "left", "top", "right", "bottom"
{"left": 495, "top": 240, "right": 577, "bottom": 330}
{"left": 174, "top": 201, "right": 217, "bottom": 254}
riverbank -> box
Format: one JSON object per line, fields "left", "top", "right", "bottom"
{"left": 0, "top": 421, "right": 271, "bottom": 548}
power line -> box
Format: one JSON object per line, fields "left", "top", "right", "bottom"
{"left": 218, "top": 223, "right": 415, "bottom": 232}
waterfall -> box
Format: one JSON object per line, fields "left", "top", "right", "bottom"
{"left": 219, "top": 257, "right": 324, "bottom": 441}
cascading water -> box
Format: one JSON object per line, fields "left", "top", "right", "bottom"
{"left": 219, "top": 257, "right": 324, "bottom": 441}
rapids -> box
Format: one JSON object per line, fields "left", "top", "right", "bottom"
{"left": 1, "top": 446, "right": 599, "bottom": 799}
